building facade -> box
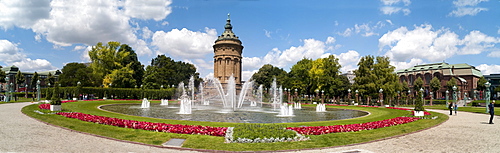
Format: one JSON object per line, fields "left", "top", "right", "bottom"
{"left": 1, "top": 65, "right": 60, "bottom": 92}
{"left": 396, "top": 62, "right": 482, "bottom": 100}
{"left": 483, "top": 74, "right": 500, "bottom": 99}
{"left": 213, "top": 14, "right": 243, "bottom": 86}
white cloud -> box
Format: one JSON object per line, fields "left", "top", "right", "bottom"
{"left": 0, "top": 39, "right": 56, "bottom": 71}
{"left": 476, "top": 64, "right": 500, "bottom": 75}
{"left": 391, "top": 58, "right": 424, "bottom": 71}
{"left": 142, "top": 27, "right": 153, "bottom": 39}
{"left": 488, "top": 51, "right": 500, "bottom": 57}
{"left": 242, "top": 70, "right": 258, "bottom": 81}
{"left": 380, "top": 0, "right": 411, "bottom": 15}
{"left": 449, "top": 0, "right": 489, "bottom": 17}
{"left": 151, "top": 27, "right": 218, "bottom": 59}
{"left": 386, "top": 20, "right": 393, "bottom": 25}
{"left": 338, "top": 28, "right": 352, "bottom": 37}
{"left": 0, "top": 0, "right": 51, "bottom": 29}
{"left": 380, "top": 24, "right": 460, "bottom": 62}
{"left": 336, "top": 50, "right": 360, "bottom": 73}
{"left": 11, "top": 58, "right": 57, "bottom": 71}
{"left": 264, "top": 29, "right": 272, "bottom": 38}
{"left": 459, "top": 30, "right": 499, "bottom": 54}
{"left": 326, "top": 37, "right": 336, "bottom": 44}
{"left": 123, "top": 0, "right": 172, "bottom": 21}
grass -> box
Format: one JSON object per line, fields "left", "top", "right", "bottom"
{"left": 0, "top": 97, "right": 38, "bottom": 104}
{"left": 424, "top": 105, "right": 497, "bottom": 115}
{"left": 22, "top": 100, "right": 448, "bottom": 151}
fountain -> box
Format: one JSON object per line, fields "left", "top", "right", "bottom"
{"left": 178, "top": 90, "right": 192, "bottom": 114}
{"left": 277, "top": 103, "right": 294, "bottom": 117}
{"left": 160, "top": 99, "right": 168, "bottom": 106}
{"left": 294, "top": 102, "right": 302, "bottom": 109}
{"left": 316, "top": 103, "right": 326, "bottom": 112}
{"left": 141, "top": 98, "right": 150, "bottom": 108}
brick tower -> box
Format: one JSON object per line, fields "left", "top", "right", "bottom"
{"left": 213, "top": 14, "right": 243, "bottom": 86}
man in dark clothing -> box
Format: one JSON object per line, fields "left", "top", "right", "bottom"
{"left": 489, "top": 100, "right": 495, "bottom": 124}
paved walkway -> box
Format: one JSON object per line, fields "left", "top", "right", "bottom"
{"left": 1, "top": 102, "right": 498, "bottom": 153}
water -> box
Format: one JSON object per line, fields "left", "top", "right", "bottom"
{"left": 101, "top": 103, "right": 368, "bottom": 123}
{"left": 141, "top": 98, "right": 150, "bottom": 108}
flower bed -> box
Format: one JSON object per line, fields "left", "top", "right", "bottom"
{"left": 56, "top": 112, "right": 227, "bottom": 136}
{"left": 357, "top": 105, "right": 379, "bottom": 108}
{"left": 286, "top": 117, "right": 420, "bottom": 135}
{"left": 39, "top": 100, "right": 78, "bottom": 110}
{"left": 386, "top": 107, "right": 411, "bottom": 111}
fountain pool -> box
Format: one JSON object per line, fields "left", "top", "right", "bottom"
{"left": 100, "top": 103, "right": 368, "bottom": 123}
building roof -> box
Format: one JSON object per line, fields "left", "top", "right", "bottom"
{"left": 396, "top": 62, "right": 483, "bottom": 77}
{"left": 215, "top": 13, "right": 240, "bottom": 42}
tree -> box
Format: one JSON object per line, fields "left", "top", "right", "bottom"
{"left": 414, "top": 89, "right": 425, "bottom": 111}
{"left": 476, "top": 77, "right": 488, "bottom": 91}
{"left": 446, "top": 77, "right": 457, "bottom": 91}
{"left": 289, "top": 58, "right": 312, "bottom": 95}
{"left": 118, "top": 44, "right": 145, "bottom": 86}
{"left": 142, "top": 55, "right": 200, "bottom": 89}
{"left": 15, "top": 70, "right": 25, "bottom": 91}
{"left": 89, "top": 41, "right": 131, "bottom": 86}
{"left": 0, "top": 66, "right": 6, "bottom": 83}
{"left": 353, "top": 56, "right": 398, "bottom": 105}
{"left": 413, "top": 77, "right": 424, "bottom": 91}
{"left": 429, "top": 77, "right": 441, "bottom": 98}
{"left": 309, "top": 55, "right": 344, "bottom": 99}
{"left": 47, "top": 72, "right": 55, "bottom": 87}
{"left": 31, "top": 72, "right": 39, "bottom": 89}
{"left": 103, "top": 67, "right": 136, "bottom": 88}
{"left": 59, "top": 63, "right": 99, "bottom": 87}
{"left": 251, "top": 64, "right": 288, "bottom": 89}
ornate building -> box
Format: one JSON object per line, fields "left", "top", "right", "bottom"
{"left": 396, "top": 62, "right": 483, "bottom": 100}
{"left": 213, "top": 14, "right": 243, "bottom": 86}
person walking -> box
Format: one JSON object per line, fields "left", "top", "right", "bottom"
{"left": 454, "top": 103, "right": 458, "bottom": 115}
{"left": 489, "top": 100, "right": 495, "bottom": 124}
{"left": 448, "top": 102, "right": 453, "bottom": 115}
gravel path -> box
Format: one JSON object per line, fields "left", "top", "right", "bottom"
{"left": 1, "top": 102, "right": 498, "bottom": 153}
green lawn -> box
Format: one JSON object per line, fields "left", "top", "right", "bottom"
{"left": 22, "top": 100, "right": 448, "bottom": 151}
{"left": 425, "top": 105, "right": 496, "bottom": 115}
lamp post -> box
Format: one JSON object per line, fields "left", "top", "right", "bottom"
{"left": 37, "top": 80, "right": 41, "bottom": 101}
{"left": 5, "top": 77, "right": 10, "bottom": 102}
{"left": 446, "top": 90, "right": 449, "bottom": 106}
{"left": 485, "top": 82, "right": 491, "bottom": 113}
{"left": 348, "top": 89, "right": 351, "bottom": 104}
{"left": 407, "top": 90, "right": 411, "bottom": 105}
{"left": 453, "top": 85, "right": 457, "bottom": 107}
{"left": 10, "top": 83, "right": 13, "bottom": 101}
{"left": 321, "top": 90, "right": 325, "bottom": 104}
{"left": 355, "top": 90, "right": 359, "bottom": 104}
{"left": 397, "top": 91, "right": 400, "bottom": 106}
{"left": 430, "top": 91, "right": 433, "bottom": 106}
{"left": 379, "top": 88, "right": 384, "bottom": 106}
{"left": 420, "top": 88, "right": 424, "bottom": 106}
{"left": 294, "top": 89, "right": 298, "bottom": 103}
{"left": 315, "top": 89, "right": 319, "bottom": 104}
{"left": 25, "top": 84, "right": 28, "bottom": 98}
{"left": 464, "top": 92, "right": 467, "bottom": 106}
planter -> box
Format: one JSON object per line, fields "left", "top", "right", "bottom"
{"left": 73, "top": 98, "right": 78, "bottom": 100}
{"left": 414, "top": 111, "right": 424, "bottom": 116}
{"left": 50, "top": 105, "right": 62, "bottom": 111}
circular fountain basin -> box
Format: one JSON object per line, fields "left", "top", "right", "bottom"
{"left": 100, "top": 103, "right": 368, "bottom": 123}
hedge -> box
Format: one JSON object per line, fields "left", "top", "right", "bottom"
{"left": 40, "top": 87, "right": 175, "bottom": 100}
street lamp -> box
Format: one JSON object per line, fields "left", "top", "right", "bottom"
{"left": 25, "top": 84, "right": 28, "bottom": 98}
{"left": 420, "top": 88, "right": 424, "bottom": 106}
{"left": 464, "top": 92, "right": 467, "bottom": 106}
{"left": 348, "top": 89, "right": 351, "bottom": 104}
{"left": 446, "top": 90, "right": 449, "bottom": 106}
{"left": 430, "top": 91, "right": 433, "bottom": 106}
{"left": 397, "top": 91, "right": 400, "bottom": 106}
{"left": 485, "top": 82, "right": 491, "bottom": 113}
{"left": 453, "top": 85, "right": 457, "bottom": 107}
{"left": 36, "top": 80, "right": 41, "bottom": 101}
{"left": 321, "top": 90, "right": 324, "bottom": 104}
{"left": 407, "top": 90, "right": 411, "bottom": 105}
{"left": 379, "top": 88, "right": 384, "bottom": 106}
{"left": 5, "top": 77, "right": 10, "bottom": 102}
{"left": 355, "top": 90, "right": 359, "bottom": 104}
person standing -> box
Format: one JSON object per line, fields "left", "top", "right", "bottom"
{"left": 454, "top": 103, "right": 458, "bottom": 115}
{"left": 448, "top": 102, "right": 453, "bottom": 115}
{"left": 488, "top": 100, "right": 495, "bottom": 124}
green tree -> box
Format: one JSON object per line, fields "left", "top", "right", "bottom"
{"left": 414, "top": 89, "right": 425, "bottom": 111}
{"left": 118, "top": 44, "right": 145, "bottom": 86}
{"left": 50, "top": 82, "right": 61, "bottom": 105}
{"left": 429, "top": 77, "right": 441, "bottom": 98}
{"left": 310, "top": 55, "right": 344, "bottom": 100}
{"left": 353, "top": 56, "right": 398, "bottom": 105}
{"left": 413, "top": 77, "right": 424, "bottom": 91}
{"left": 251, "top": 64, "right": 288, "bottom": 89}
{"left": 31, "top": 72, "right": 39, "bottom": 89}
{"left": 47, "top": 72, "right": 55, "bottom": 87}
{"left": 0, "top": 66, "right": 6, "bottom": 83}
{"left": 476, "top": 77, "right": 487, "bottom": 91}
{"left": 142, "top": 55, "right": 199, "bottom": 89}
{"left": 89, "top": 41, "right": 131, "bottom": 86}
{"left": 104, "top": 67, "right": 136, "bottom": 88}
{"left": 446, "top": 77, "right": 457, "bottom": 91}
{"left": 59, "top": 63, "right": 99, "bottom": 87}
{"left": 15, "top": 70, "right": 25, "bottom": 91}
{"left": 288, "top": 58, "right": 312, "bottom": 95}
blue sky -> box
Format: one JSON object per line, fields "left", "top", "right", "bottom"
{"left": 1, "top": 0, "right": 499, "bottom": 81}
